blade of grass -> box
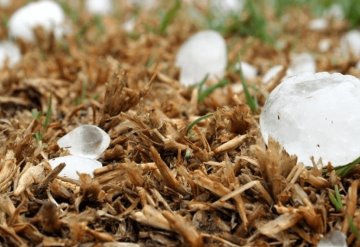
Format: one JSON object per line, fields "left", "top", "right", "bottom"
{"left": 348, "top": 217, "right": 360, "bottom": 240}
{"left": 329, "top": 185, "right": 343, "bottom": 212}
{"left": 335, "top": 155, "right": 360, "bottom": 177}
{"left": 186, "top": 113, "right": 213, "bottom": 136}
{"left": 198, "top": 78, "right": 229, "bottom": 103}
{"left": 42, "top": 95, "right": 53, "bottom": 128}
{"left": 238, "top": 61, "right": 258, "bottom": 113}
{"left": 159, "top": 0, "right": 181, "bottom": 35}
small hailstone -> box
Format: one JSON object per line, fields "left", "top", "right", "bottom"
{"left": 0, "top": 41, "right": 21, "bottom": 69}
{"left": 210, "top": 0, "right": 245, "bottom": 16}
{"left": 356, "top": 61, "right": 360, "bottom": 71}
{"left": 308, "top": 18, "right": 328, "bottom": 31}
{"left": 260, "top": 72, "right": 360, "bottom": 167}
{"left": 340, "top": 30, "right": 360, "bottom": 58}
{"left": 85, "top": 0, "right": 113, "bottom": 15}
{"left": 286, "top": 53, "right": 316, "bottom": 76}
{"left": 236, "top": 61, "right": 257, "bottom": 80}
{"left": 127, "top": 0, "right": 157, "bottom": 9}
{"left": 319, "top": 38, "right": 331, "bottom": 53}
{"left": 318, "top": 231, "right": 347, "bottom": 247}
{"left": 262, "top": 65, "right": 284, "bottom": 84}
{"left": 176, "top": 30, "right": 227, "bottom": 86}
{"left": 48, "top": 155, "right": 102, "bottom": 180}
{"left": 325, "top": 4, "right": 344, "bottom": 20}
{"left": 57, "top": 125, "right": 110, "bottom": 159}
{"left": 122, "top": 18, "right": 136, "bottom": 33}
{"left": 8, "top": 0, "right": 67, "bottom": 42}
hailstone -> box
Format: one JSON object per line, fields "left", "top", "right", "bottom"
{"left": 210, "top": 0, "right": 245, "bottom": 16}
{"left": 176, "top": 30, "right": 227, "bottom": 86}
{"left": 0, "top": 0, "right": 10, "bottom": 7}
{"left": 262, "top": 65, "right": 284, "bottom": 84}
{"left": 8, "top": 0, "right": 67, "bottom": 42}
{"left": 340, "top": 30, "right": 360, "bottom": 58}
{"left": 317, "top": 231, "right": 347, "bottom": 247}
{"left": 0, "top": 41, "right": 21, "bottom": 69}
{"left": 236, "top": 61, "right": 257, "bottom": 80}
{"left": 85, "top": 0, "right": 113, "bottom": 15}
{"left": 57, "top": 125, "right": 110, "bottom": 159}
{"left": 286, "top": 53, "right": 316, "bottom": 76}
{"left": 48, "top": 155, "right": 102, "bottom": 180}
{"left": 260, "top": 72, "right": 360, "bottom": 167}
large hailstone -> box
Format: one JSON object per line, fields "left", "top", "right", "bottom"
{"left": 175, "top": 30, "right": 227, "bottom": 86}
{"left": 260, "top": 72, "right": 360, "bottom": 167}
{"left": 85, "top": 0, "right": 113, "bottom": 15}
{"left": 8, "top": 0, "right": 67, "bottom": 42}
{"left": 340, "top": 30, "right": 360, "bottom": 58}
{"left": 48, "top": 155, "right": 102, "bottom": 180}
{"left": 286, "top": 53, "right": 316, "bottom": 76}
{"left": 0, "top": 41, "right": 21, "bottom": 69}
{"left": 57, "top": 125, "right": 110, "bottom": 159}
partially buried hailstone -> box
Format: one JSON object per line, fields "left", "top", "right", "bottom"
{"left": 57, "top": 125, "right": 110, "bottom": 159}
{"left": 340, "top": 30, "right": 360, "bottom": 58}
{"left": 286, "top": 53, "right": 316, "bottom": 76}
{"left": 48, "top": 155, "right": 102, "bottom": 180}
{"left": 176, "top": 30, "right": 227, "bottom": 86}
{"left": 0, "top": 41, "right": 21, "bottom": 69}
{"left": 260, "top": 72, "right": 360, "bottom": 167}
{"left": 8, "top": 0, "right": 67, "bottom": 42}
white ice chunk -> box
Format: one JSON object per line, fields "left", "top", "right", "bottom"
{"left": 319, "top": 38, "right": 331, "bottom": 53}
{"left": 236, "top": 61, "right": 257, "bottom": 80}
{"left": 8, "top": 0, "right": 67, "bottom": 42}
{"left": 57, "top": 125, "right": 110, "bottom": 159}
{"left": 340, "top": 30, "right": 360, "bottom": 58}
{"left": 176, "top": 30, "right": 227, "bottom": 86}
{"left": 127, "top": 0, "right": 157, "bottom": 9}
{"left": 318, "top": 231, "right": 347, "bottom": 247}
{"left": 210, "top": 0, "right": 245, "bottom": 16}
{"left": 0, "top": 41, "right": 21, "bottom": 69}
{"left": 85, "top": 0, "right": 113, "bottom": 15}
{"left": 48, "top": 155, "right": 102, "bottom": 180}
{"left": 0, "top": 0, "right": 10, "bottom": 7}
{"left": 356, "top": 61, "right": 360, "bottom": 71}
{"left": 325, "top": 4, "right": 344, "bottom": 20}
{"left": 260, "top": 72, "right": 360, "bottom": 167}
{"left": 287, "top": 53, "right": 316, "bottom": 76}
{"left": 262, "top": 65, "right": 284, "bottom": 84}
{"left": 308, "top": 18, "right": 328, "bottom": 31}
{"left": 122, "top": 18, "right": 136, "bottom": 33}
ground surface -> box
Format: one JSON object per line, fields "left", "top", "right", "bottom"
{"left": 0, "top": 1, "right": 360, "bottom": 246}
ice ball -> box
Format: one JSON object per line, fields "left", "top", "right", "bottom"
{"left": 85, "top": 0, "right": 113, "bottom": 15}
{"left": 260, "top": 72, "right": 360, "bottom": 167}
{"left": 340, "top": 30, "right": 360, "bottom": 58}
{"left": 176, "top": 30, "right": 227, "bottom": 86}
{"left": 0, "top": 41, "right": 21, "bottom": 69}
{"left": 8, "top": 0, "right": 67, "bottom": 42}
{"left": 57, "top": 125, "right": 110, "bottom": 159}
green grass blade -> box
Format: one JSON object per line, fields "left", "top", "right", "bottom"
{"left": 159, "top": 0, "right": 181, "bottom": 34}
{"left": 335, "top": 155, "right": 360, "bottom": 177}
{"left": 238, "top": 62, "right": 258, "bottom": 113}
{"left": 198, "top": 78, "right": 228, "bottom": 103}
{"left": 43, "top": 95, "right": 53, "bottom": 128}
{"left": 186, "top": 113, "right": 213, "bottom": 135}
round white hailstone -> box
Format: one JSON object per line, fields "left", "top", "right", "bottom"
{"left": 127, "top": 0, "right": 157, "bottom": 9}
{"left": 0, "top": 41, "right": 21, "bottom": 69}
{"left": 8, "top": 0, "right": 66, "bottom": 42}
{"left": 85, "top": 0, "right": 113, "bottom": 15}
{"left": 48, "top": 155, "right": 102, "bottom": 180}
{"left": 236, "top": 61, "right": 257, "bottom": 80}
{"left": 340, "top": 30, "right": 360, "bottom": 58}
{"left": 262, "top": 65, "right": 284, "bottom": 84}
{"left": 176, "top": 30, "right": 227, "bottom": 86}
{"left": 318, "top": 38, "right": 331, "bottom": 53}
{"left": 0, "top": 0, "right": 10, "bottom": 7}
{"left": 57, "top": 125, "right": 111, "bottom": 159}
{"left": 286, "top": 53, "right": 316, "bottom": 76}
{"left": 122, "top": 18, "right": 135, "bottom": 33}
{"left": 317, "top": 231, "right": 347, "bottom": 247}
{"left": 308, "top": 18, "right": 328, "bottom": 31}
{"left": 210, "top": 0, "right": 245, "bottom": 15}
{"left": 324, "top": 4, "right": 344, "bottom": 20}
{"left": 260, "top": 72, "right": 360, "bottom": 167}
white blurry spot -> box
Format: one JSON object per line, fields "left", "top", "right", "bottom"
{"left": 122, "top": 18, "right": 135, "bottom": 33}
{"left": 210, "top": 0, "right": 245, "bottom": 15}
{"left": 325, "top": 4, "right": 344, "bottom": 20}
{"left": 287, "top": 53, "right": 316, "bottom": 76}
{"left": 85, "top": 0, "right": 113, "bottom": 15}
{"left": 319, "top": 38, "right": 331, "bottom": 53}
{"left": 318, "top": 231, "right": 347, "bottom": 247}
{"left": 48, "top": 155, "right": 102, "bottom": 180}
{"left": 0, "top": 0, "right": 10, "bottom": 8}
{"left": 230, "top": 83, "right": 243, "bottom": 93}
{"left": 176, "top": 30, "right": 227, "bottom": 86}
{"left": 57, "top": 125, "right": 111, "bottom": 159}
{"left": 260, "top": 72, "right": 360, "bottom": 167}
{"left": 127, "top": 0, "right": 157, "bottom": 9}
{"left": 236, "top": 61, "right": 257, "bottom": 80}
{"left": 340, "top": 30, "right": 360, "bottom": 58}
{"left": 262, "top": 65, "right": 284, "bottom": 84}
{"left": 0, "top": 41, "right": 21, "bottom": 69}
{"left": 356, "top": 61, "right": 360, "bottom": 71}
{"left": 8, "top": 0, "right": 67, "bottom": 42}
{"left": 308, "top": 18, "right": 328, "bottom": 31}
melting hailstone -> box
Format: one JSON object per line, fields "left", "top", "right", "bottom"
{"left": 317, "top": 231, "right": 347, "bottom": 247}
{"left": 286, "top": 53, "right": 316, "bottom": 76}
{"left": 57, "top": 125, "right": 110, "bottom": 159}
{"left": 260, "top": 72, "right": 360, "bottom": 167}
{"left": 340, "top": 30, "right": 360, "bottom": 58}
{"left": 236, "top": 61, "right": 258, "bottom": 80}
{"left": 85, "top": 0, "right": 113, "bottom": 15}
{"left": 0, "top": 41, "right": 21, "bottom": 69}
{"left": 8, "top": 0, "right": 67, "bottom": 42}
{"left": 48, "top": 155, "right": 102, "bottom": 180}
{"left": 176, "top": 30, "right": 227, "bottom": 86}
{"left": 262, "top": 65, "right": 284, "bottom": 84}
